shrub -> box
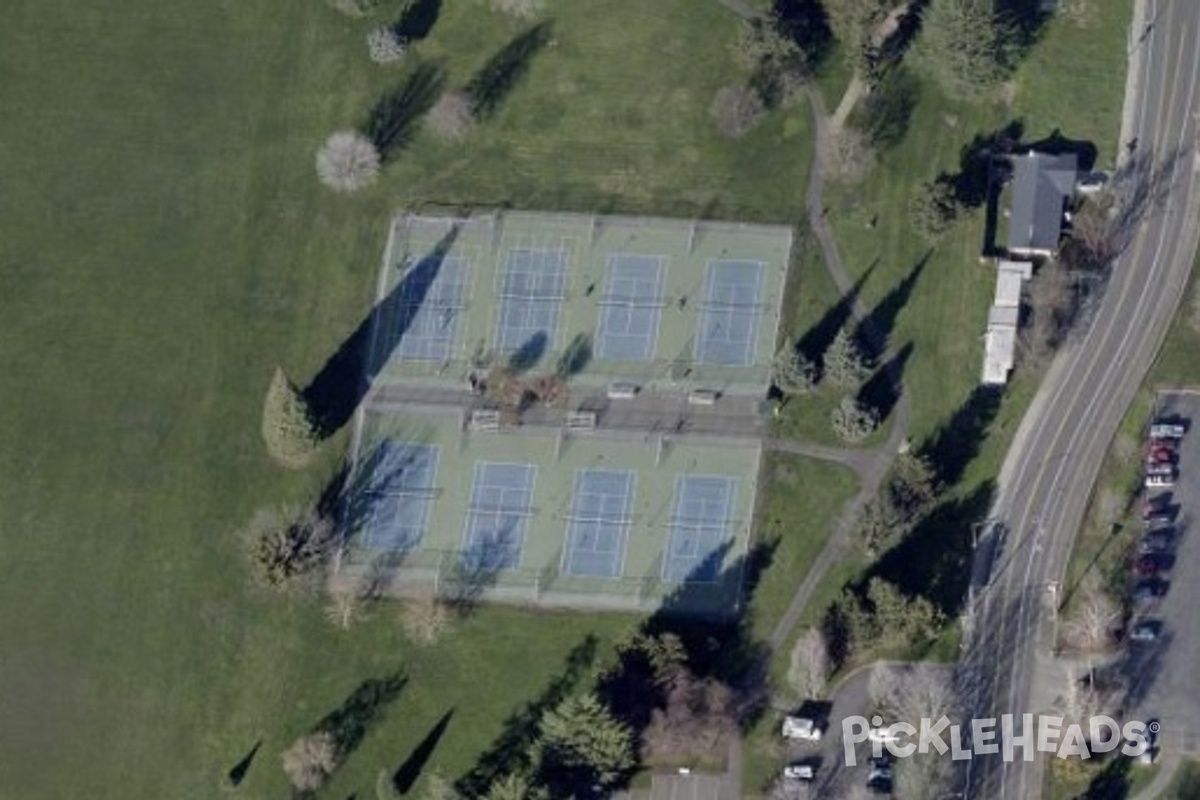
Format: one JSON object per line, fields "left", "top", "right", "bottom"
{"left": 261, "top": 367, "right": 318, "bottom": 468}
{"left": 367, "top": 26, "right": 407, "bottom": 64}
{"left": 316, "top": 131, "right": 381, "bottom": 193}
{"left": 909, "top": 179, "right": 962, "bottom": 239}
{"left": 425, "top": 90, "right": 476, "bottom": 142}
{"left": 710, "top": 84, "right": 764, "bottom": 139}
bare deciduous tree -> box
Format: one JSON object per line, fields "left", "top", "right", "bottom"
{"left": 710, "top": 84, "right": 764, "bottom": 139}
{"left": 643, "top": 671, "right": 737, "bottom": 764}
{"left": 1063, "top": 580, "right": 1119, "bottom": 653}
{"left": 426, "top": 90, "right": 477, "bottom": 141}
{"left": 282, "top": 731, "right": 339, "bottom": 791}
{"left": 325, "top": 587, "right": 366, "bottom": 630}
{"left": 821, "top": 125, "right": 877, "bottom": 184}
{"left": 400, "top": 586, "right": 453, "bottom": 645}
{"left": 316, "top": 131, "right": 381, "bottom": 193}
{"left": 328, "top": 0, "right": 379, "bottom": 17}
{"left": 787, "top": 628, "right": 830, "bottom": 700}
{"left": 486, "top": 0, "right": 544, "bottom": 19}
{"left": 368, "top": 25, "right": 407, "bottom": 64}
{"left": 243, "top": 505, "right": 334, "bottom": 589}
{"left": 870, "top": 663, "right": 956, "bottom": 725}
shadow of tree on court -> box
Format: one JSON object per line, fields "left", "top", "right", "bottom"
{"left": 507, "top": 331, "right": 548, "bottom": 373}
{"left": 315, "top": 671, "right": 408, "bottom": 761}
{"left": 467, "top": 24, "right": 552, "bottom": 120}
{"left": 556, "top": 333, "right": 592, "bottom": 378}
{"left": 455, "top": 636, "right": 599, "bottom": 798}
{"left": 392, "top": 710, "right": 454, "bottom": 794}
{"left": 302, "top": 224, "right": 460, "bottom": 438}
{"left": 365, "top": 62, "right": 446, "bottom": 159}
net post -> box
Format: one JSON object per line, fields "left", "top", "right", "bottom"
{"left": 655, "top": 433, "right": 665, "bottom": 466}
{"left": 687, "top": 219, "right": 697, "bottom": 253}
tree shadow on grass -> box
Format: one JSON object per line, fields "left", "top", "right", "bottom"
{"left": 868, "top": 480, "right": 996, "bottom": 618}
{"left": 225, "top": 738, "right": 262, "bottom": 788}
{"left": 773, "top": 0, "right": 834, "bottom": 75}
{"left": 365, "top": 62, "right": 446, "bottom": 159}
{"left": 858, "top": 341, "right": 913, "bottom": 424}
{"left": 316, "top": 671, "right": 408, "bottom": 760}
{"left": 302, "top": 224, "right": 460, "bottom": 438}
{"left": 948, "top": 119, "right": 1025, "bottom": 210}
{"left": 467, "top": 24, "right": 552, "bottom": 120}
{"left": 1079, "top": 752, "right": 1133, "bottom": 800}
{"left": 918, "top": 384, "right": 1004, "bottom": 487}
{"left": 394, "top": 0, "right": 441, "bottom": 40}
{"left": 795, "top": 262, "right": 875, "bottom": 366}
{"left": 392, "top": 710, "right": 454, "bottom": 795}
{"left": 455, "top": 636, "right": 600, "bottom": 798}
{"left": 853, "top": 250, "right": 929, "bottom": 362}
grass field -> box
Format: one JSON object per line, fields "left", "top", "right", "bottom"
{"left": 0, "top": 0, "right": 816, "bottom": 797}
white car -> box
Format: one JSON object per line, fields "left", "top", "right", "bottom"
{"left": 782, "top": 716, "right": 823, "bottom": 741}
{"left": 783, "top": 764, "right": 815, "bottom": 781}
{"left": 1146, "top": 474, "right": 1175, "bottom": 489}
{"left": 1150, "top": 423, "right": 1186, "bottom": 439}
{"left": 1145, "top": 463, "right": 1175, "bottom": 477}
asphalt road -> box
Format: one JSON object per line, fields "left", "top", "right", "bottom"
{"left": 960, "top": 2, "right": 1200, "bottom": 798}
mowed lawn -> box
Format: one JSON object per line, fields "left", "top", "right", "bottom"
{"left": 0, "top": 0, "right": 816, "bottom": 798}
{"left": 823, "top": 2, "right": 1132, "bottom": 445}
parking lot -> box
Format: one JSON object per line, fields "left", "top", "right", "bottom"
{"left": 1127, "top": 391, "right": 1200, "bottom": 756}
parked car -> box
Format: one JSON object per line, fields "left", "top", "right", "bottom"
{"left": 1146, "top": 463, "right": 1176, "bottom": 477}
{"left": 1147, "top": 448, "right": 1175, "bottom": 465}
{"left": 1134, "top": 554, "right": 1167, "bottom": 577}
{"left": 867, "top": 759, "right": 894, "bottom": 792}
{"left": 1133, "top": 579, "right": 1169, "bottom": 605}
{"left": 1140, "top": 530, "right": 1174, "bottom": 553}
{"left": 1129, "top": 620, "right": 1163, "bottom": 642}
{"left": 782, "top": 716, "right": 823, "bottom": 741}
{"left": 1150, "top": 423, "right": 1186, "bottom": 439}
{"left": 783, "top": 763, "right": 815, "bottom": 781}
{"left": 1144, "top": 513, "right": 1174, "bottom": 527}
{"left": 1146, "top": 474, "right": 1175, "bottom": 489}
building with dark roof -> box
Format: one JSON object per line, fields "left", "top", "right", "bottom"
{"left": 1006, "top": 151, "right": 1078, "bottom": 257}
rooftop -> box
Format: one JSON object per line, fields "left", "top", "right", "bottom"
{"left": 1006, "top": 151, "right": 1078, "bottom": 255}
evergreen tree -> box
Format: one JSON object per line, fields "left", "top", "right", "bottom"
{"left": 261, "top": 367, "right": 319, "bottom": 468}
{"left": 822, "top": 328, "right": 873, "bottom": 389}
{"left": 537, "top": 693, "right": 634, "bottom": 788}
{"left": 772, "top": 345, "right": 818, "bottom": 394}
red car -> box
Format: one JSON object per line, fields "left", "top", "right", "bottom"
{"left": 1147, "top": 447, "right": 1174, "bottom": 464}
{"left": 1134, "top": 555, "right": 1163, "bottom": 577}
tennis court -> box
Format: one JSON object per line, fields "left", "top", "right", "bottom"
{"left": 392, "top": 255, "right": 470, "bottom": 361}
{"left": 462, "top": 461, "right": 536, "bottom": 570}
{"left": 371, "top": 212, "right": 791, "bottom": 395}
{"left": 694, "top": 259, "right": 764, "bottom": 366}
{"left": 663, "top": 475, "right": 736, "bottom": 582}
{"left": 360, "top": 442, "right": 440, "bottom": 551}
{"left": 564, "top": 468, "right": 637, "bottom": 578}
{"left": 595, "top": 254, "right": 666, "bottom": 361}
{"left": 494, "top": 247, "right": 570, "bottom": 353}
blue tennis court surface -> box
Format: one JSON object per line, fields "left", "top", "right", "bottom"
{"left": 694, "top": 260, "right": 764, "bottom": 366}
{"left": 595, "top": 254, "right": 665, "bottom": 361}
{"left": 361, "top": 442, "right": 439, "bottom": 552}
{"left": 462, "top": 461, "right": 535, "bottom": 570}
{"left": 495, "top": 248, "right": 569, "bottom": 353}
{"left": 564, "top": 469, "right": 636, "bottom": 577}
{"left": 392, "top": 255, "right": 469, "bottom": 361}
{"left": 663, "top": 476, "right": 736, "bottom": 582}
